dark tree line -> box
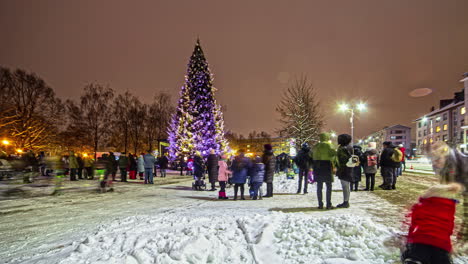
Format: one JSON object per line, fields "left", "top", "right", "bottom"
{"left": 0, "top": 66, "right": 175, "bottom": 156}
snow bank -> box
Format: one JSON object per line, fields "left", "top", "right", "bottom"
{"left": 17, "top": 208, "right": 401, "bottom": 264}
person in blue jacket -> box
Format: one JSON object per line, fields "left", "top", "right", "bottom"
{"left": 230, "top": 149, "right": 252, "bottom": 200}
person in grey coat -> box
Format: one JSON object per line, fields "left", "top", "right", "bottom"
{"left": 262, "top": 144, "right": 276, "bottom": 198}
{"left": 206, "top": 149, "right": 219, "bottom": 191}
{"left": 143, "top": 152, "right": 156, "bottom": 184}
{"left": 363, "top": 142, "right": 379, "bottom": 191}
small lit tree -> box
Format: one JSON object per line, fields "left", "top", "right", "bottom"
{"left": 276, "top": 75, "right": 323, "bottom": 148}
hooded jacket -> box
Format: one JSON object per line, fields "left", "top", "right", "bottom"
{"left": 312, "top": 133, "right": 336, "bottom": 182}
{"left": 218, "top": 160, "right": 231, "bottom": 182}
{"left": 249, "top": 162, "right": 265, "bottom": 183}
{"left": 407, "top": 184, "right": 462, "bottom": 252}
{"left": 294, "top": 145, "right": 313, "bottom": 170}
{"left": 231, "top": 154, "right": 252, "bottom": 184}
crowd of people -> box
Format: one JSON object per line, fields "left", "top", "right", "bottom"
{"left": 0, "top": 150, "right": 170, "bottom": 193}
{"left": 1, "top": 135, "right": 467, "bottom": 263}
{"left": 184, "top": 132, "right": 408, "bottom": 209}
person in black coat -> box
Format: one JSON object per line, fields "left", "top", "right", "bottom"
{"left": 293, "top": 143, "right": 313, "bottom": 194}
{"left": 350, "top": 145, "right": 365, "bottom": 191}
{"left": 336, "top": 134, "right": 353, "bottom": 208}
{"left": 262, "top": 144, "right": 276, "bottom": 197}
{"left": 206, "top": 149, "right": 219, "bottom": 191}
{"left": 380, "top": 141, "right": 397, "bottom": 190}
{"left": 158, "top": 153, "right": 169, "bottom": 178}
{"left": 193, "top": 152, "right": 205, "bottom": 185}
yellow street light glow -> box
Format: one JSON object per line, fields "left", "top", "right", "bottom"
{"left": 357, "top": 102, "right": 367, "bottom": 111}
{"left": 2, "top": 140, "right": 9, "bottom": 145}
{"left": 83, "top": 153, "right": 88, "bottom": 157}
{"left": 338, "top": 103, "right": 349, "bottom": 112}
{"left": 16, "top": 149, "right": 23, "bottom": 153}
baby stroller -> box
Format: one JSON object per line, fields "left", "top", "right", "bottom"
{"left": 192, "top": 174, "right": 206, "bottom": 191}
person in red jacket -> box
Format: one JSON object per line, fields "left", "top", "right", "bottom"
{"left": 401, "top": 183, "right": 462, "bottom": 264}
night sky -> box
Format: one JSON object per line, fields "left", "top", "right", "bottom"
{"left": 1, "top": 0, "right": 468, "bottom": 138}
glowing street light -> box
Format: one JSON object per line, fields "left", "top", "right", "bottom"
{"left": 338, "top": 103, "right": 349, "bottom": 112}
{"left": 2, "top": 140, "right": 9, "bottom": 145}
{"left": 16, "top": 149, "right": 23, "bottom": 153}
{"left": 337, "top": 101, "right": 368, "bottom": 151}
{"left": 357, "top": 102, "right": 367, "bottom": 112}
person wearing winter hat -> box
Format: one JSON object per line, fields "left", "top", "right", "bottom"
{"left": 293, "top": 142, "right": 313, "bottom": 194}
{"left": 335, "top": 134, "right": 353, "bottom": 208}
{"left": 363, "top": 142, "right": 379, "bottom": 191}
{"left": 402, "top": 183, "right": 463, "bottom": 264}
{"left": 262, "top": 144, "right": 276, "bottom": 198}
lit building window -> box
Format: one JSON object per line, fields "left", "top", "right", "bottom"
{"left": 423, "top": 139, "right": 427, "bottom": 144}
{"left": 436, "top": 126, "right": 441, "bottom": 133}
{"left": 430, "top": 138, "right": 434, "bottom": 143}
{"left": 430, "top": 127, "right": 433, "bottom": 133}
{"left": 462, "top": 107, "right": 466, "bottom": 115}
{"left": 443, "top": 124, "right": 448, "bottom": 131}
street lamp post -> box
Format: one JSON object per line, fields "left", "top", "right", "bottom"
{"left": 338, "top": 102, "right": 367, "bottom": 150}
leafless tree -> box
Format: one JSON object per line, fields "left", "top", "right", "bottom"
{"left": 146, "top": 92, "right": 175, "bottom": 153}
{"left": 110, "top": 91, "right": 133, "bottom": 153}
{"left": 66, "top": 83, "right": 114, "bottom": 159}
{"left": 276, "top": 75, "right": 323, "bottom": 149}
{"left": 0, "top": 67, "right": 63, "bottom": 150}
{"left": 128, "top": 96, "right": 146, "bottom": 154}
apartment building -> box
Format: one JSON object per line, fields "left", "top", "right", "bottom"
{"left": 362, "top": 125, "right": 411, "bottom": 151}
{"left": 414, "top": 87, "right": 466, "bottom": 154}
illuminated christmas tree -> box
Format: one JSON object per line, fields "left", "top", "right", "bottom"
{"left": 168, "top": 39, "right": 227, "bottom": 159}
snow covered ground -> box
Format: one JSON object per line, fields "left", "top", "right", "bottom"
{"left": 2, "top": 174, "right": 467, "bottom": 264}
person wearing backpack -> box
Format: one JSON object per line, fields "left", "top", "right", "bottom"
{"left": 396, "top": 144, "right": 406, "bottom": 176}
{"left": 363, "top": 142, "right": 379, "bottom": 191}
{"left": 391, "top": 144, "right": 403, "bottom": 188}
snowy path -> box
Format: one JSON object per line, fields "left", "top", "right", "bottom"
{"left": 1, "top": 174, "right": 466, "bottom": 264}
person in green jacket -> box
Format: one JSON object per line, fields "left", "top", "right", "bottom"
{"left": 118, "top": 152, "right": 129, "bottom": 182}
{"left": 312, "top": 133, "right": 337, "bottom": 209}
{"left": 68, "top": 151, "right": 79, "bottom": 181}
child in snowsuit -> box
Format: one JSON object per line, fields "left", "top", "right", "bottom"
{"left": 249, "top": 156, "right": 265, "bottom": 200}
{"left": 218, "top": 155, "right": 231, "bottom": 199}
{"left": 402, "top": 183, "right": 462, "bottom": 264}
